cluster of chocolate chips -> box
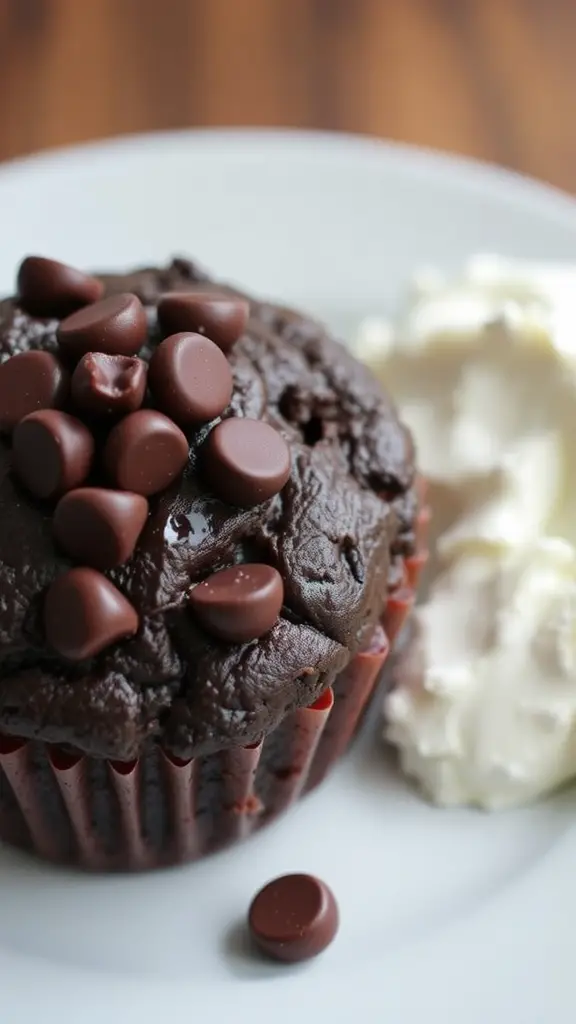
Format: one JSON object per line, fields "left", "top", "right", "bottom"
{"left": 3, "top": 256, "right": 291, "bottom": 661}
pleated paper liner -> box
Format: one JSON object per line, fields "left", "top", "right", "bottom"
{"left": 0, "top": 505, "right": 429, "bottom": 872}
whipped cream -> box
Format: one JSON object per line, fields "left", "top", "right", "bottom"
{"left": 355, "top": 256, "right": 576, "bottom": 809}
{"left": 387, "top": 539, "right": 576, "bottom": 809}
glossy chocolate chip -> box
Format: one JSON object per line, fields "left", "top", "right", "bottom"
{"left": 13, "top": 409, "right": 94, "bottom": 499}
{"left": 204, "top": 418, "right": 290, "bottom": 506}
{"left": 189, "top": 564, "right": 283, "bottom": 643}
{"left": 158, "top": 292, "right": 249, "bottom": 352}
{"left": 53, "top": 488, "right": 149, "bottom": 569}
{"left": 0, "top": 351, "right": 69, "bottom": 432}
{"left": 16, "top": 256, "right": 103, "bottom": 318}
{"left": 72, "top": 353, "right": 147, "bottom": 417}
{"left": 44, "top": 567, "right": 138, "bottom": 661}
{"left": 57, "top": 293, "right": 147, "bottom": 361}
{"left": 248, "top": 874, "right": 339, "bottom": 963}
{"left": 149, "top": 332, "right": 233, "bottom": 425}
{"left": 103, "top": 409, "right": 189, "bottom": 496}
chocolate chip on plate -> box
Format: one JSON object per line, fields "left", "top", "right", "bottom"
{"left": 16, "top": 256, "right": 103, "bottom": 318}
{"left": 248, "top": 874, "right": 339, "bottom": 963}
{"left": 71, "top": 352, "right": 147, "bottom": 417}
{"left": 149, "top": 332, "right": 233, "bottom": 424}
{"left": 13, "top": 409, "right": 94, "bottom": 499}
{"left": 189, "top": 563, "right": 284, "bottom": 642}
{"left": 57, "top": 293, "right": 147, "bottom": 361}
{"left": 44, "top": 567, "right": 139, "bottom": 661}
{"left": 53, "top": 487, "right": 149, "bottom": 569}
{"left": 203, "top": 418, "right": 290, "bottom": 506}
{"left": 157, "top": 293, "right": 249, "bottom": 352}
{"left": 0, "top": 351, "right": 69, "bottom": 432}
{"left": 103, "top": 408, "right": 189, "bottom": 496}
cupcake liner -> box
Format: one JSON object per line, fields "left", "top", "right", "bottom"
{"left": 303, "top": 625, "right": 389, "bottom": 794}
{"left": 0, "top": 641, "right": 385, "bottom": 872}
{"left": 0, "top": 502, "right": 428, "bottom": 872}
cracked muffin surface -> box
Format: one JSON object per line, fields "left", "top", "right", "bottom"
{"left": 0, "top": 257, "right": 417, "bottom": 761}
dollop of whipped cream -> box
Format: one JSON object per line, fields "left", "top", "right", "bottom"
{"left": 355, "top": 255, "right": 576, "bottom": 809}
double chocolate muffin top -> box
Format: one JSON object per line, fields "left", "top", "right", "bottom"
{"left": 0, "top": 256, "right": 416, "bottom": 761}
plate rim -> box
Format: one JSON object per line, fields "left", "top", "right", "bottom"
{"left": 1, "top": 126, "right": 576, "bottom": 225}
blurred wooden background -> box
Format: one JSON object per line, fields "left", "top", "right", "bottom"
{"left": 2, "top": 0, "right": 576, "bottom": 191}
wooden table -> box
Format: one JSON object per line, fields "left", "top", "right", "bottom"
{"left": 2, "top": 0, "right": 576, "bottom": 192}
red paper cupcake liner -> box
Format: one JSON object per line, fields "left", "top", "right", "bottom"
{"left": 0, "top": 500, "right": 428, "bottom": 872}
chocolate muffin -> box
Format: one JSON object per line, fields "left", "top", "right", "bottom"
{"left": 0, "top": 255, "right": 421, "bottom": 871}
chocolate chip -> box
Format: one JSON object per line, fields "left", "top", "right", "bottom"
{"left": 204, "top": 418, "right": 290, "bottom": 506}
{"left": 53, "top": 488, "right": 149, "bottom": 569}
{"left": 248, "top": 874, "right": 339, "bottom": 963}
{"left": 57, "top": 293, "right": 147, "bottom": 361}
{"left": 158, "top": 293, "right": 249, "bottom": 352}
{"left": 0, "top": 351, "right": 69, "bottom": 432}
{"left": 149, "top": 332, "right": 233, "bottom": 425}
{"left": 44, "top": 567, "right": 138, "bottom": 661}
{"left": 13, "top": 409, "right": 94, "bottom": 499}
{"left": 16, "top": 256, "right": 103, "bottom": 318}
{"left": 103, "top": 409, "right": 189, "bottom": 496}
{"left": 189, "top": 563, "right": 283, "bottom": 642}
{"left": 71, "top": 353, "right": 147, "bottom": 417}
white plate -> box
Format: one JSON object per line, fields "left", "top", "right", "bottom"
{"left": 1, "top": 130, "right": 576, "bottom": 1023}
